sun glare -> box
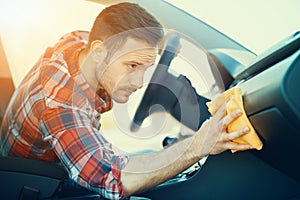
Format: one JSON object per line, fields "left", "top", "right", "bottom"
{"left": 0, "top": 0, "right": 104, "bottom": 86}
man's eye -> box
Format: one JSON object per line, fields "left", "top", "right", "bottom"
{"left": 128, "top": 64, "right": 137, "bottom": 69}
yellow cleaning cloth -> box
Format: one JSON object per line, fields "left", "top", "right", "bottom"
{"left": 206, "top": 87, "right": 263, "bottom": 153}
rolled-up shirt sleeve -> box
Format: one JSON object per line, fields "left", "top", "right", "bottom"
{"left": 40, "top": 107, "right": 129, "bottom": 199}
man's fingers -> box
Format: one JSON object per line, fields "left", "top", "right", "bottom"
{"left": 214, "top": 102, "right": 227, "bottom": 120}
{"left": 220, "top": 126, "right": 254, "bottom": 151}
{"left": 224, "top": 142, "right": 253, "bottom": 151}
{"left": 225, "top": 94, "right": 234, "bottom": 103}
{"left": 223, "top": 126, "right": 250, "bottom": 141}
{"left": 211, "top": 94, "right": 236, "bottom": 122}
{"left": 221, "top": 109, "right": 242, "bottom": 130}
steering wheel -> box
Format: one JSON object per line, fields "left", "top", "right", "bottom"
{"left": 130, "top": 33, "right": 210, "bottom": 132}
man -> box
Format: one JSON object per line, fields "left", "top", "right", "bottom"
{"left": 0, "top": 2, "right": 253, "bottom": 199}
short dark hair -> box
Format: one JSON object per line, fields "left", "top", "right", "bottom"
{"left": 88, "top": 2, "right": 164, "bottom": 55}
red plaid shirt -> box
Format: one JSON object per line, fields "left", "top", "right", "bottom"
{"left": 0, "top": 31, "right": 129, "bottom": 199}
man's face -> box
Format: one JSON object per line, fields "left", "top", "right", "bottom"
{"left": 97, "top": 37, "right": 157, "bottom": 103}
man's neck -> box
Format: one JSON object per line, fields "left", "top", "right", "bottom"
{"left": 78, "top": 48, "right": 98, "bottom": 91}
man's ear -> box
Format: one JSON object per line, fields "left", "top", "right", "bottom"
{"left": 90, "top": 40, "right": 107, "bottom": 63}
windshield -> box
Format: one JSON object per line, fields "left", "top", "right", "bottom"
{"left": 165, "top": 0, "right": 300, "bottom": 54}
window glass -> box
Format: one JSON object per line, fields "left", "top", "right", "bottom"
{"left": 165, "top": 0, "right": 300, "bottom": 54}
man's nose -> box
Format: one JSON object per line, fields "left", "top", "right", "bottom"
{"left": 131, "top": 70, "right": 144, "bottom": 89}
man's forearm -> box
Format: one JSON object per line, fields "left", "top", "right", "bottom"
{"left": 121, "top": 134, "right": 206, "bottom": 196}
{"left": 121, "top": 106, "right": 253, "bottom": 196}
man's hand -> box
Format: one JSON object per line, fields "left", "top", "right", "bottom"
{"left": 194, "top": 100, "right": 254, "bottom": 156}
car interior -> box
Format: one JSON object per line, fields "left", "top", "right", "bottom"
{"left": 1, "top": 0, "right": 300, "bottom": 199}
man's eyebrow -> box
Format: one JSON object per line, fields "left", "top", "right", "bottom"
{"left": 127, "top": 60, "right": 154, "bottom": 66}
{"left": 127, "top": 61, "right": 144, "bottom": 65}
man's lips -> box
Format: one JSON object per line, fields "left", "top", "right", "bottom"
{"left": 123, "top": 88, "right": 138, "bottom": 96}
{"left": 129, "top": 88, "right": 138, "bottom": 93}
